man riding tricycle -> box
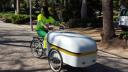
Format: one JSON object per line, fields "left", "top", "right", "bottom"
{"left": 30, "top": 6, "right": 97, "bottom": 72}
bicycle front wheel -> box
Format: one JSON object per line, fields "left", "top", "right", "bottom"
{"left": 30, "top": 37, "right": 44, "bottom": 58}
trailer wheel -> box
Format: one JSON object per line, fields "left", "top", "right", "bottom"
{"left": 48, "top": 49, "right": 63, "bottom": 72}
{"left": 30, "top": 37, "right": 44, "bottom": 58}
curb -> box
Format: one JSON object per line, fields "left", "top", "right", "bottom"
{"left": 98, "top": 49, "right": 128, "bottom": 60}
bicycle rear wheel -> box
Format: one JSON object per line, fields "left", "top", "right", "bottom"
{"left": 48, "top": 49, "right": 63, "bottom": 72}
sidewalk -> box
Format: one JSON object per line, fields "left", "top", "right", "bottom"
{"left": 6, "top": 23, "right": 128, "bottom": 59}
{"left": 9, "top": 22, "right": 128, "bottom": 59}
{"left": 0, "top": 21, "right": 128, "bottom": 72}
{"left": 98, "top": 47, "right": 128, "bottom": 59}
{"left": 0, "top": 21, "right": 50, "bottom": 71}
{"left": 66, "top": 28, "right": 128, "bottom": 59}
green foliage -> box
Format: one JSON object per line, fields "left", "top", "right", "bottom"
{"left": 0, "top": 0, "right": 14, "bottom": 12}
{"left": 11, "top": 14, "right": 30, "bottom": 24}
{"left": 0, "top": 0, "right": 120, "bottom": 28}
{"left": 113, "top": 16, "right": 118, "bottom": 22}
{"left": 67, "top": 17, "right": 101, "bottom": 28}
{"left": 113, "top": 0, "right": 119, "bottom": 11}
{"left": 0, "top": 12, "right": 36, "bottom": 24}
{"left": 84, "top": 18, "right": 101, "bottom": 27}
{"left": 87, "top": 0, "right": 102, "bottom": 15}
{"left": 0, "top": 12, "right": 14, "bottom": 23}
{"left": 119, "top": 32, "right": 128, "bottom": 40}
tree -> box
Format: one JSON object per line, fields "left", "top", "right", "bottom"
{"left": 15, "top": 0, "right": 20, "bottom": 15}
{"left": 45, "top": 0, "right": 48, "bottom": 6}
{"left": 113, "top": 0, "right": 119, "bottom": 11}
{"left": 102, "top": 0, "right": 115, "bottom": 44}
{"left": 81, "top": 0, "right": 87, "bottom": 19}
{"left": 0, "top": 0, "right": 13, "bottom": 11}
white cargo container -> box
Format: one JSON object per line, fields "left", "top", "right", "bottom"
{"left": 46, "top": 31, "right": 97, "bottom": 72}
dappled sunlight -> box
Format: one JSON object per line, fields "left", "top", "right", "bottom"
{"left": 0, "top": 18, "right": 128, "bottom": 72}
{"left": 0, "top": 44, "right": 51, "bottom": 71}
{"left": 65, "top": 28, "right": 101, "bottom": 42}
{"left": 97, "top": 51, "right": 128, "bottom": 72}
{"left": 0, "top": 22, "right": 51, "bottom": 71}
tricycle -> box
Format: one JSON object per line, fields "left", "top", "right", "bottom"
{"left": 30, "top": 28, "right": 97, "bottom": 72}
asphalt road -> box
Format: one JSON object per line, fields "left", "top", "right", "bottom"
{"left": 0, "top": 21, "right": 128, "bottom": 72}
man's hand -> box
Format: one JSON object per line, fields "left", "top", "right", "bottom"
{"left": 43, "top": 24, "right": 54, "bottom": 31}
{"left": 43, "top": 24, "right": 49, "bottom": 30}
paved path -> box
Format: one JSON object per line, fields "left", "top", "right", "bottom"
{"left": 0, "top": 21, "right": 128, "bottom": 72}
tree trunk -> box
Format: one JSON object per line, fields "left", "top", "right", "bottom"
{"left": 102, "top": 0, "right": 115, "bottom": 44}
{"left": 81, "top": 0, "right": 87, "bottom": 19}
{"left": 15, "top": 0, "right": 20, "bottom": 15}
{"left": 44, "top": 0, "right": 48, "bottom": 6}
{"left": 64, "top": 0, "right": 66, "bottom": 7}
{"left": 26, "top": 0, "right": 29, "bottom": 8}
{"left": 14, "top": 0, "right": 16, "bottom": 11}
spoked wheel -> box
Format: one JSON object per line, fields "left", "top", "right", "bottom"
{"left": 30, "top": 37, "right": 45, "bottom": 58}
{"left": 48, "top": 49, "right": 63, "bottom": 72}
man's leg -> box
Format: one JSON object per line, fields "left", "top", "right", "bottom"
{"left": 37, "top": 30, "right": 48, "bottom": 49}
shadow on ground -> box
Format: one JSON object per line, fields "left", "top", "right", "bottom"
{"left": 0, "top": 68, "right": 50, "bottom": 72}
{"left": 0, "top": 27, "right": 127, "bottom": 72}
{"left": 0, "top": 40, "right": 30, "bottom": 48}
{"left": 0, "top": 63, "right": 122, "bottom": 72}
{"left": 62, "top": 63, "right": 122, "bottom": 72}
{"left": 0, "top": 30, "right": 33, "bottom": 48}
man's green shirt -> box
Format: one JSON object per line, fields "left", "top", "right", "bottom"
{"left": 35, "top": 14, "right": 55, "bottom": 30}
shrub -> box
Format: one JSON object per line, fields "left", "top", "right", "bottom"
{"left": 2, "top": 14, "right": 14, "bottom": 23}
{"left": 0, "top": 12, "right": 14, "bottom": 23}
{"left": 0, "top": 12, "right": 36, "bottom": 24}
{"left": 0, "top": 13, "right": 3, "bottom": 18}
{"left": 119, "top": 32, "right": 128, "bottom": 40}
{"left": 113, "top": 16, "right": 118, "bottom": 22}
{"left": 12, "top": 14, "right": 36, "bottom": 24}
{"left": 11, "top": 14, "right": 30, "bottom": 24}
{"left": 67, "top": 18, "right": 100, "bottom": 28}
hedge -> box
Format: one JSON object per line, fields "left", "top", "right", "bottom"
{"left": 0, "top": 12, "right": 36, "bottom": 24}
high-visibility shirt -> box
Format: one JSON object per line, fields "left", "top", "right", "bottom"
{"left": 35, "top": 13, "right": 55, "bottom": 30}
{"left": 37, "top": 14, "right": 45, "bottom": 21}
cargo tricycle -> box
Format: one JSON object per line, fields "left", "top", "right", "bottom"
{"left": 30, "top": 28, "right": 97, "bottom": 72}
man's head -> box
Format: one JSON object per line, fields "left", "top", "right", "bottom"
{"left": 40, "top": 8, "right": 44, "bottom": 14}
{"left": 42, "top": 6, "right": 50, "bottom": 18}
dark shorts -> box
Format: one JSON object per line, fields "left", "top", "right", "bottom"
{"left": 37, "top": 30, "right": 48, "bottom": 38}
